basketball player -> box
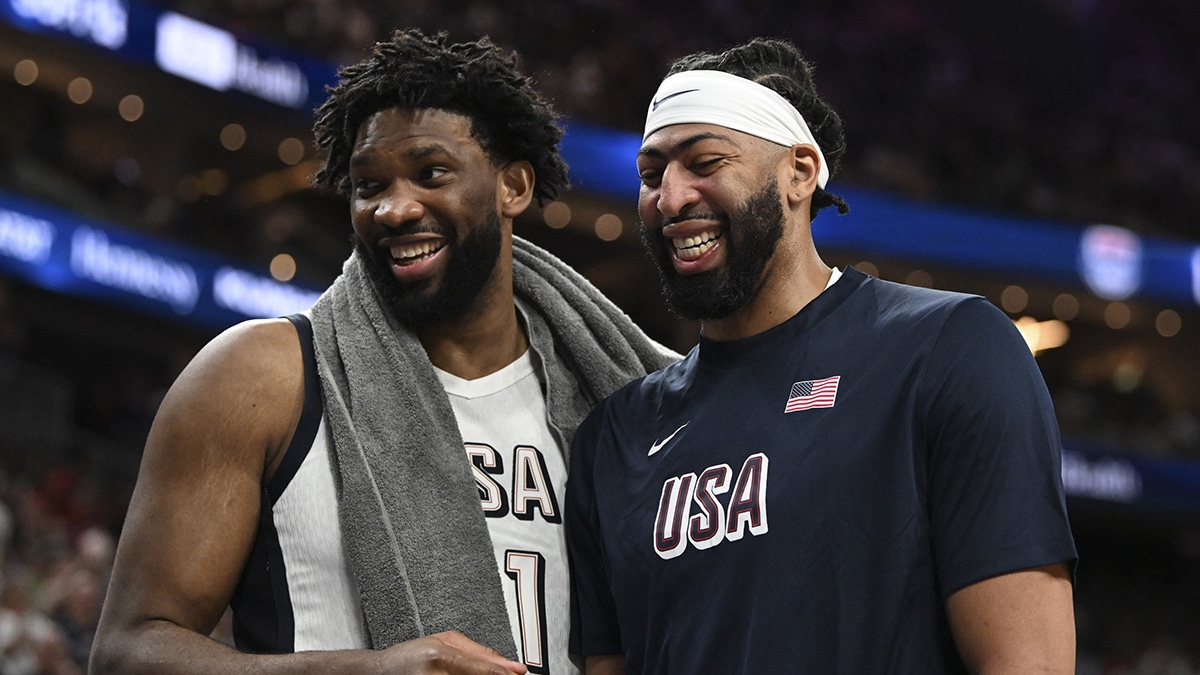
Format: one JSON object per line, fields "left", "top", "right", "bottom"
{"left": 90, "top": 29, "right": 675, "bottom": 675}
{"left": 566, "top": 37, "right": 1077, "bottom": 674}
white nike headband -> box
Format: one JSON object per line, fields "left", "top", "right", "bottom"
{"left": 643, "top": 69, "right": 831, "bottom": 188}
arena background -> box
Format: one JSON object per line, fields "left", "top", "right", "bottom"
{"left": 1, "top": 0, "right": 1198, "bottom": 672}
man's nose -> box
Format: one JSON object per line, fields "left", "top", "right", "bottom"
{"left": 656, "top": 164, "right": 699, "bottom": 218}
{"left": 374, "top": 186, "right": 425, "bottom": 227}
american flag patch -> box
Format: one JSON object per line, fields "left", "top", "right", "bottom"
{"left": 784, "top": 376, "right": 840, "bottom": 412}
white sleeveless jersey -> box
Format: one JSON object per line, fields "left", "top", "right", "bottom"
{"left": 231, "top": 315, "right": 578, "bottom": 674}
{"left": 229, "top": 315, "right": 367, "bottom": 653}
{"left": 436, "top": 350, "right": 579, "bottom": 675}
{"left": 264, "top": 417, "right": 368, "bottom": 650}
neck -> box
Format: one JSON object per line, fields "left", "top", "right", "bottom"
{"left": 417, "top": 271, "right": 527, "bottom": 381}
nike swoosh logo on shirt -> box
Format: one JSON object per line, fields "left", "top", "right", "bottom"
{"left": 651, "top": 89, "right": 699, "bottom": 111}
{"left": 649, "top": 422, "right": 690, "bottom": 456}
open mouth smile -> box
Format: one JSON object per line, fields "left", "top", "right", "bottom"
{"left": 390, "top": 240, "right": 444, "bottom": 265}
{"left": 672, "top": 231, "right": 723, "bottom": 261}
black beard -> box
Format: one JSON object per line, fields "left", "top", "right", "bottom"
{"left": 356, "top": 209, "right": 503, "bottom": 328}
{"left": 639, "top": 181, "right": 785, "bottom": 321}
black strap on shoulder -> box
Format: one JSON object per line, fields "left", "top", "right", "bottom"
{"left": 265, "top": 314, "right": 322, "bottom": 503}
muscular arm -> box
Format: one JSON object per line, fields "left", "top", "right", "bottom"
{"left": 89, "top": 319, "right": 524, "bottom": 675}
{"left": 946, "top": 562, "right": 1075, "bottom": 674}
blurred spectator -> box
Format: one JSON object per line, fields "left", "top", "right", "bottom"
{"left": 0, "top": 566, "right": 82, "bottom": 675}
{"left": 0, "top": 456, "right": 120, "bottom": 673}
{"left": 4, "top": 0, "right": 1197, "bottom": 250}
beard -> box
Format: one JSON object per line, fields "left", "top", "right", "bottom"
{"left": 639, "top": 181, "right": 786, "bottom": 321}
{"left": 356, "top": 209, "right": 503, "bottom": 328}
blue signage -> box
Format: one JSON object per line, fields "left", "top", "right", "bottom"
{"left": 0, "top": 189, "right": 325, "bottom": 330}
{"left": 560, "top": 123, "right": 1200, "bottom": 309}
{"left": 4, "top": 0, "right": 1198, "bottom": 310}
{"left": 1064, "top": 442, "right": 1200, "bottom": 512}
{"left": 1, "top": 0, "right": 338, "bottom": 111}
{"left": 2, "top": 0, "right": 130, "bottom": 50}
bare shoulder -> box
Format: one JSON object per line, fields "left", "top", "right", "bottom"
{"left": 155, "top": 317, "right": 306, "bottom": 471}
{"left": 95, "top": 318, "right": 308, "bottom": 648}
{"left": 172, "top": 317, "right": 303, "bottom": 402}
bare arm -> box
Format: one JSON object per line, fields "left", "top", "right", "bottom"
{"left": 945, "top": 562, "right": 1075, "bottom": 674}
{"left": 584, "top": 655, "right": 624, "bottom": 675}
{"left": 89, "top": 319, "right": 524, "bottom": 675}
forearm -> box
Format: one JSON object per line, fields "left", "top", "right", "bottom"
{"left": 89, "top": 620, "right": 381, "bottom": 675}
{"left": 91, "top": 621, "right": 528, "bottom": 675}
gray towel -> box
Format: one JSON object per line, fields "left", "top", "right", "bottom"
{"left": 309, "top": 236, "right": 678, "bottom": 656}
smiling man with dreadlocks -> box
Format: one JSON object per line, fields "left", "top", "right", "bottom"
{"left": 91, "top": 29, "right": 676, "bottom": 675}
{"left": 566, "top": 37, "right": 1076, "bottom": 675}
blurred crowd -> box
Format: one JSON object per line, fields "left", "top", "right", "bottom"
{"left": 0, "top": 451, "right": 234, "bottom": 673}
{"left": 167, "top": 0, "right": 1200, "bottom": 240}
{"left": 3, "top": 1, "right": 1200, "bottom": 672}
{"left": 4, "top": 0, "right": 1197, "bottom": 272}
{"left": 0, "top": 459, "right": 114, "bottom": 675}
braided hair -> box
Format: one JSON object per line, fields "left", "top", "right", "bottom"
{"left": 313, "top": 29, "right": 569, "bottom": 206}
{"left": 667, "top": 38, "right": 849, "bottom": 220}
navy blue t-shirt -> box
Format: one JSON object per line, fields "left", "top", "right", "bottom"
{"left": 566, "top": 267, "right": 1077, "bottom": 674}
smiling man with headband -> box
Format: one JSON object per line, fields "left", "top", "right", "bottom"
{"left": 566, "top": 37, "right": 1077, "bottom": 674}
{"left": 644, "top": 69, "right": 831, "bottom": 188}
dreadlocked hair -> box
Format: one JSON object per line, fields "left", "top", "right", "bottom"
{"left": 312, "top": 28, "right": 569, "bottom": 206}
{"left": 668, "top": 37, "right": 849, "bottom": 220}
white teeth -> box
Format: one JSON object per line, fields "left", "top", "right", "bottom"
{"left": 389, "top": 241, "right": 441, "bottom": 262}
{"left": 672, "top": 233, "right": 720, "bottom": 261}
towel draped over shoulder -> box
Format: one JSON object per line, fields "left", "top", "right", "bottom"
{"left": 308, "top": 236, "right": 678, "bottom": 656}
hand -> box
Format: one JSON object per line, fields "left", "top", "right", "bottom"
{"left": 376, "top": 631, "right": 528, "bottom": 674}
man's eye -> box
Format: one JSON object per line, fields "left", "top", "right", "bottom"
{"left": 353, "top": 179, "right": 380, "bottom": 195}
{"left": 638, "top": 169, "right": 662, "bottom": 186}
{"left": 421, "top": 166, "right": 449, "bottom": 181}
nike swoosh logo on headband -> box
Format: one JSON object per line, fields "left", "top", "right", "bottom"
{"left": 651, "top": 88, "right": 700, "bottom": 111}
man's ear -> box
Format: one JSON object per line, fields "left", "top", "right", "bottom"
{"left": 498, "top": 160, "right": 536, "bottom": 218}
{"left": 785, "top": 144, "right": 821, "bottom": 207}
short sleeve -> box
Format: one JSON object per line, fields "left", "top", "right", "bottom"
{"left": 921, "top": 298, "right": 1077, "bottom": 596}
{"left": 565, "top": 406, "right": 624, "bottom": 657}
